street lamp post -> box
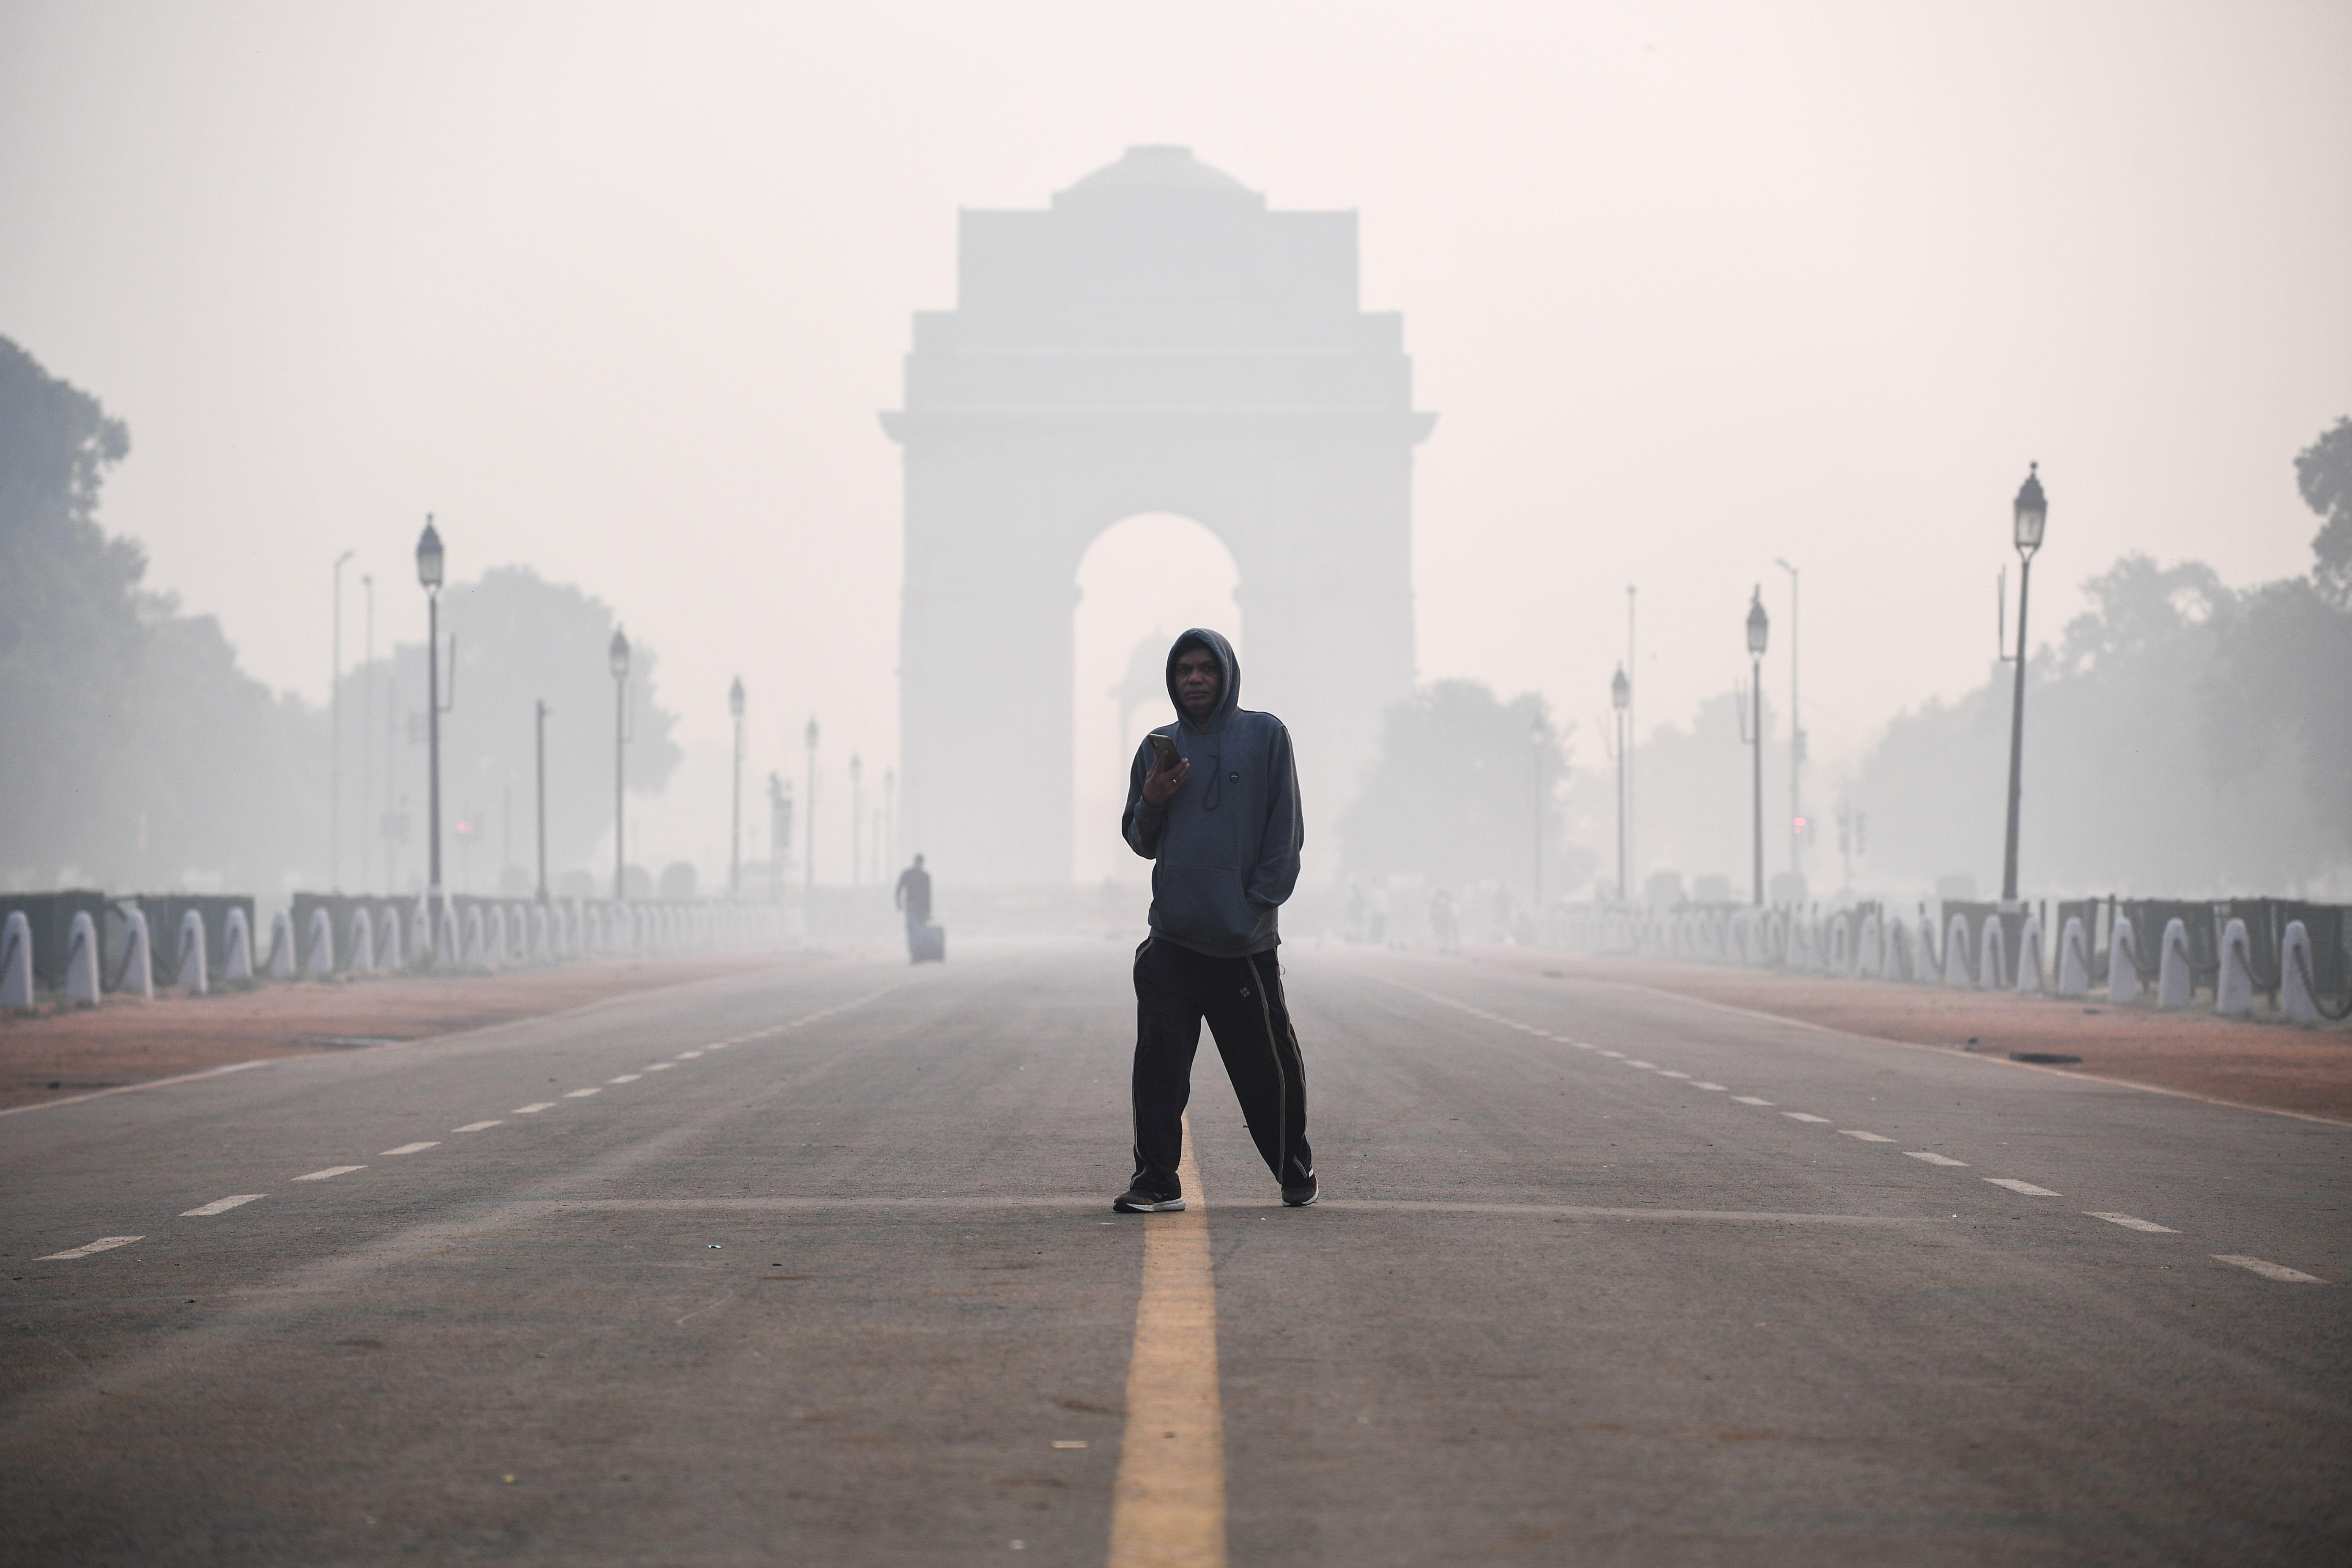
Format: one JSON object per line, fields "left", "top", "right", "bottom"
{"left": 728, "top": 677, "right": 746, "bottom": 899}
{"left": 415, "top": 520, "right": 446, "bottom": 947}
{"left": 1611, "top": 664, "right": 1630, "bottom": 903}
{"left": 804, "top": 717, "right": 819, "bottom": 894}
{"left": 534, "top": 699, "right": 549, "bottom": 901}
{"left": 1746, "top": 586, "right": 1770, "bottom": 906}
{"left": 2000, "top": 463, "right": 2048, "bottom": 905}
{"left": 1774, "top": 558, "right": 1803, "bottom": 890}
{"left": 610, "top": 627, "right": 631, "bottom": 901}
{"left": 331, "top": 549, "right": 355, "bottom": 888}
{"left": 359, "top": 572, "right": 374, "bottom": 893}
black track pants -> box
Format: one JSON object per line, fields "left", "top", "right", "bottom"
{"left": 1130, "top": 934, "right": 1313, "bottom": 1196}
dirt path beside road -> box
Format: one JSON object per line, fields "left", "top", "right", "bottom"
{"left": 0, "top": 952, "right": 801, "bottom": 1111}
{"left": 1454, "top": 949, "right": 2352, "bottom": 1122}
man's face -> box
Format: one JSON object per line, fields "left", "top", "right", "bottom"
{"left": 1174, "top": 646, "right": 1223, "bottom": 720}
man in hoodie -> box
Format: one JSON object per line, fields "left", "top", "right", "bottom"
{"left": 1115, "top": 629, "right": 1316, "bottom": 1212}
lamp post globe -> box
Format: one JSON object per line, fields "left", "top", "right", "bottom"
{"left": 728, "top": 676, "right": 745, "bottom": 720}
{"left": 1746, "top": 589, "right": 1769, "bottom": 657}
{"left": 609, "top": 627, "right": 630, "bottom": 681}
{"left": 415, "top": 520, "right": 444, "bottom": 591}
{"left": 2013, "top": 462, "right": 2048, "bottom": 555}
{"left": 1611, "top": 665, "right": 1629, "bottom": 713}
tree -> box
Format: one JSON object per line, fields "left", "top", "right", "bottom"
{"left": 2297, "top": 416, "right": 2352, "bottom": 604}
{"left": 1339, "top": 679, "right": 1590, "bottom": 895}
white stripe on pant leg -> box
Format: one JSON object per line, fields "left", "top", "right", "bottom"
{"left": 1107, "top": 1115, "right": 1226, "bottom": 1568}
{"left": 1244, "top": 954, "right": 1288, "bottom": 1182}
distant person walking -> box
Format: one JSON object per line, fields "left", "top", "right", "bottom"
{"left": 1115, "top": 629, "right": 1315, "bottom": 1212}
{"left": 894, "top": 854, "right": 932, "bottom": 960}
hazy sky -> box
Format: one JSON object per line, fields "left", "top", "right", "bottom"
{"left": 4, "top": 0, "right": 2347, "bottom": 878}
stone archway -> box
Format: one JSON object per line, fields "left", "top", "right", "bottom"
{"left": 881, "top": 146, "right": 1436, "bottom": 886}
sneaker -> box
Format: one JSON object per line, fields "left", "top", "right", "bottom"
{"left": 1113, "top": 1185, "right": 1186, "bottom": 1213}
{"left": 1281, "top": 1174, "right": 1319, "bottom": 1208}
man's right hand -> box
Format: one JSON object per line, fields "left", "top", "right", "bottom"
{"left": 1142, "top": 753, "right": 1189, "bottom": 807}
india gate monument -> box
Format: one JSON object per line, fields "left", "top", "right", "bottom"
{"left": 882, "top": 146, "right": 1436, "bottom": 884}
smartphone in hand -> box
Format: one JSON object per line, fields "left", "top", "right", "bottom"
{"left": 1148, "top": 733, "right": 1179, "bottom": 771}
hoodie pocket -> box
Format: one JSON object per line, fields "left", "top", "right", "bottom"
{"left": 1151, "top": 861, "right": 1258, "bottom": 948}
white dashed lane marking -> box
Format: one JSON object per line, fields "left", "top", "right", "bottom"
{"left": 607, "top": 1074, "right": 642, "bottom": 1084}
{"left": 1985, "top": 1178, "right": 2060, "bottom": 1196}
{"left": 1783, "top": 1112, "right": 1832, "bottom": 1125}
{"left": 1597, "top": 1050, "right": 1626, "bottom": 1059}
{"left": 1733, "top": 1096, "right": 1774, "bottom": 1106}
{"left": 1906, "top": 1152, "right": 1969, "bottom": 1166}
{"left": 1691, "top": 1082, "right": 1727, "bottom": 1091}
{"left": 452, "top": 1120, "right": 503, "bottom": 1133}
{"left": 564, "top": 1088, "right": 601, "bottom": 1099}
{"left": 380, "top": 1141, "right": 440, "bottom": 1156}
{"left": 181, "top": 1194, "right": 265, "bottom": 1216}
{"left": 2214, "top": 1255, "right": 2323, "bottom": 1283}
{"left": 513, "top": 1102, "right": 556, "bottom": 1114}
{"left": 674, "top": 1050, "right": 705, "bottom": 1059}
{"left": 293, "top": 1165, "right": 364, "bottom": 1182}
{"left": 1840, "top": 1130, "right": 1895, "bottom": 1143}
{"left": 644, "top": 1062, "right": 677, "bottom": 1071}
{"left": 1624, "top": 1059, "right": 1659, "bottom": 1070}
{"left": 1657, "top": 1070, "right": 1691, "bottom": 1079}
{"left": 2087, "top": 1212, "right": 2177, "bottom": 1233}
{"left": 40, "top": 1235, "right": 142, "bottom": 1260}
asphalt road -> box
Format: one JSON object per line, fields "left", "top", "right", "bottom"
{"left": 3, "top": 940, "right": 2346, "bottom": 1565}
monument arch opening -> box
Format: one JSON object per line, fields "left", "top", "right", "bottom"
{"left": 883, "top": 145, "right": 1435, "bottom": 888}
{"left": 1072, "top": 513, "right": 1243, "bottom": 884}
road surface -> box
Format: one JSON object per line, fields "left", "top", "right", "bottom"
{"left": 5, "top": 940, "right": 2346, "bottom": 1565}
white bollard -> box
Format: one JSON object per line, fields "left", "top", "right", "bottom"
{"left": 463, "top": 905, "right": 486, "bottom": 967}
{"left": 120, "top": 907, "right": 155, "bottom": 998}
{"left": 2015, "top": 913, "right": 2044, "bottom": 994}
{"left": 411, "top": 898, "right": 434, "bottom": 965}
{"left": 2056, "top": 916, "right": 2090, "bottom": 999}
{"left": 2108, "top": 916, "right": 2141, "bottom": 1004}
{"left": 224, "top": 908, "right": 254, "bottom": 983}
{"left": 2281, "top": 921, "right": 2319, "bottom": 1023}
{"left": 267, "top": 910, "right": 297, "bottom": 979}
{"left": 2157, "top": 917, "right": 2194, "bottom": 1010}
{"left": 66, "top": 911, "right": 101, "bottom": 1005}
{"left": 1943, "top": 915, "right": 1973, "bottom": 988}
{"left": 1, "top": 911, "right": 34, "bottom": 1010}
{"left": 305, "top": 907, "right": 335, "bottom": 979}
{"left": 348, "top": 906, "right": 375, "bottom": 974}
{"left": 1977, "top": 914, "right": 2007, "bottom": 991}
{"left": 176, "top": 909, "right": 209, "bottom": 995}
{"left": 2216, "top": 918, "right": 2254, "bottom": 1017}
{"left": 377, "top": 906, "right": 402, "bottom": 971}
{"left": 436, "top": 900, "right": 460, "bottom": 966}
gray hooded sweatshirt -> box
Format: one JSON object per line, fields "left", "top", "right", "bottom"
{"left": 1121, "top": 629, "right": 1303, "bottom": 958}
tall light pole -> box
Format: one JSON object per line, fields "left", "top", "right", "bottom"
{"left": 415, "top": 520, "right": 446, "bottom": 944}
{"left": 534, "top": 699, "right": 550, "bottom": 902}
{"left": 610, "top": 627, "right": 631, "bottom": 901}
{"left": 728, "top": 676, "right": 746, "bottom": 899}
{"left": 2001, "top": 463, "right": 2048, "bottom": 905}
{"left": 804, "top": 717, "right": 819, "bottom": 894}
{"left": 1774, "top": 557, "right": 1803, "bottom": 891}
{"left": 1611, "top": 664, "right": 1630, "bottom": 903}
{"left": 360, "top": 572, "right": 374, "bottom": 892}
{"left": 331, "top": 549, "right": 355, "bottom": 888}
{"left": 1625, "top": 584, "right": 1637, "bottom": 895}
{"left": 1746, "top": 586, "right": 1769, "bottom": 906}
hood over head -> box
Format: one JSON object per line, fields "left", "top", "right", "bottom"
{"left": 1166, "top": 628, "right": 1240, "bottom": 729}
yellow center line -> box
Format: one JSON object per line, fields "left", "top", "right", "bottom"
{"left": 1106, "top": 1117, "right": 1226, "bottom": 1568}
